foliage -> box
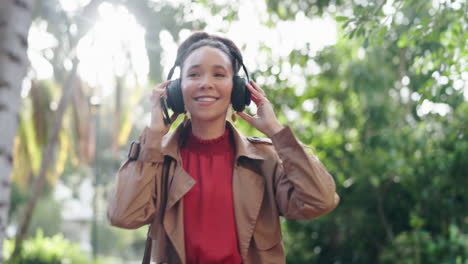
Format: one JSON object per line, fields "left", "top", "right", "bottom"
{"left": 280, "top": 30, "right": 467, "bottom": 264}
{"left": 94, "top": 221, "right": 148, "bottom": 259}
{"left": 261, "top": 0, "right": 468, "bottom": 263}
{"left": 4, "top": 229, "right": 88, "bottom": 264}
{"left": 266, "top": 0, "right": 344, "bottom": 19}
{"left": 9, "top": 184, "right": 62, "bottom": 243}
{"left": 380, "top": 224, "right": 468, "bottom": 264}
{"left": 22, "top": 196, "right": 63, "bottom": 239}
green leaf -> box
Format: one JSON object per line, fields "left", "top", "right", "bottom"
{"left": 336, "top": 16, "right": 349, "bottom": 22}
{"left": 363, "top": 38, "right": 369, "bottom": 48}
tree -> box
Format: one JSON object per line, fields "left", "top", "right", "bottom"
{"left": 0, "top": 0, "right": 35, "bottom": 262}
{"left": 11, "top": 0, "right": 104, "bottom": 257}
{"left": 260, "top": 0, "right": 468, "bottom": 263}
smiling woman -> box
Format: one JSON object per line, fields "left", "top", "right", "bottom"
{"left": 107, "top": 31, "right": 340, "bottom": 264}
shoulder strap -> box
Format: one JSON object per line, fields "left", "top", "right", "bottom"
{"left": 142, "top": 157, "right": 172, "bottom": 264}
{"left": 142, "top": 234, "right": 152, "bottom": 264}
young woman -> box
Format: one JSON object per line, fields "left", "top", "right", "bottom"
{"left": 107, "top": 32, "right": 339, "bottom": 264}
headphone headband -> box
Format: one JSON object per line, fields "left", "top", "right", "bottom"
{"left": 167, "top": 65, "right": 177, "bottom": 80}
{"left": 229, "top": 50, "right": 250, "bottom": 82}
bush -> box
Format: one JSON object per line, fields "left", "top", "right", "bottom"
{"left": 4, "top": 229, "right": 88, "bottom": 264}
{"left": 379, "top": 225, "right": 468, "bottom": 264}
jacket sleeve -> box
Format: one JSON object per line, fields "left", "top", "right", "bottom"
{"left": 107, "top": 127, "right": 166, "bottom": 229}
{"left": 271, "top": 127, "right": 340, "bottom": 220}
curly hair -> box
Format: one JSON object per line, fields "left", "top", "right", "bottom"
{"left": 167, "top": 32, "right": 244, "bottom": 79}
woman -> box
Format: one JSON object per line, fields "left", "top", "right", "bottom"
{"left": 107, "top": 32, "right": 340, "bottom": 264}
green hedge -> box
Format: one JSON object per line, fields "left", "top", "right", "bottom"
{"left": 4, "top": 229, "right": 88, "bottom": 264}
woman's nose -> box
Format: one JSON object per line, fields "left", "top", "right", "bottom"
{"left": 199, "top": 76, "right": 214, "bottom": 89}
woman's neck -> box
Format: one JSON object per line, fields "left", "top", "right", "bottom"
{"left": 190, "top": 117, "right": 227, "bottom": 140}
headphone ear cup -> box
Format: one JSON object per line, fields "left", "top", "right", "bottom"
{"left": 231, "top": 76, "right": 250, "bottom": 112}
{"left": 166, "top": 79, "right": 185, "bottom": 114}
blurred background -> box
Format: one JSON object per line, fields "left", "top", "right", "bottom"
{"left": 1, "top": 0, "right": 467, "bottom": 263}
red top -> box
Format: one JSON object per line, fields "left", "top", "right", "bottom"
{"left": 181, "top": 128, "right": 242, "bottom": 264}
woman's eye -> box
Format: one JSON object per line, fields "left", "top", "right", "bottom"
{"left": 188, "top": 73, "right": 199, "bottom": 77}
{"left": 214, "top": 73, "right": 225, "bottom": 77}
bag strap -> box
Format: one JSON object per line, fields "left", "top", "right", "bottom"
{"left": 142, "top": 234, "right": 152, "bottom": 264}
{"left": 142, "top": 157, "right": 171, "bottom": 264}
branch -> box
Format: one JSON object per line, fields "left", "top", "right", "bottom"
{"left": 374, "top": 184, "right": 395, "bottom": 241}
{"left": 12, "top": 58, "right": 79, "bottom": 258}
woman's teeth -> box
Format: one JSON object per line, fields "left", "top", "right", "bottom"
{"left": 196, "top": 97, "right": 217, "bottom": 102}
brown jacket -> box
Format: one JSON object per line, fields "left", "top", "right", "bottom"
{"left": 107, "top": 121, "right": 339, "bottom": 264}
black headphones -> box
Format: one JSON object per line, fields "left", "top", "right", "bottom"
{"left": 163, "top": 50, "right": 251, "bottom": 116}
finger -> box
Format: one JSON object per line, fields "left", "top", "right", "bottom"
{"left": 247, "top": 86, "right": 265, "bottom": 106}
{"left": 158, "top": 80, "right": 172, "bottom": 88}
{"left": 154, "top": 81, "right": 172, "bottom": 98}
{"left": 152, "top": 88, "right": 168, "bottom": 101}
{"left": 152, "top": 87, "right": 165, "bottom": 96}
{"left": 246, "top": 82, "right": 264, "bottom": 99}
{"left": 236, "top": 111, "right": 255, "bottom": 125}
{"left": 250, "top": 94, "right": 261, "bottom": 105}
{"left": 152, "top": 89, "right": 164, "bottom": 94}
{"left": 151, "top": 91, "right": 162, "bottom": 104}
{"left": 250, "top": 80, "right": 266, "bottom": 96}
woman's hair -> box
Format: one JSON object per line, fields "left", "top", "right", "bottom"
{"left": 169, "top": 32, "right": 244, "bottom": 77}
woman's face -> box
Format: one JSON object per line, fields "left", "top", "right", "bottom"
{"left": 181, "top": 46, "right": 234, "bottom": 123}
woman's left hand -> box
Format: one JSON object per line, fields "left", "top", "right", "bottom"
{"left": 237, "top": 80, "right": 284, "bottom": 138}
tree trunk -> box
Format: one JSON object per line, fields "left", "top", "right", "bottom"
{"left": 112, "top": 77, "right": 122, "bottom": 158}
{"left": 0, "top": 0, "right": 35, "bottom": 263}
{"left": 12, "top": 59, "right": 79, "bottom": 258}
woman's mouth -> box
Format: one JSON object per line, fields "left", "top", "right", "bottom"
{"left": 195, "top": 96, "right": 218, "bottom": 102}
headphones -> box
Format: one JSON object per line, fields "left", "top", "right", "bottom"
{"left": 163, "top": 49, "right": 251, "bottom": 118}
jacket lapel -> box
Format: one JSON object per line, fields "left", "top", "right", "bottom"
{"left": 159, "top": 124, "right": 193, "bottom": 263}
{"left": 232, "top": 164, "right": 265, "bottom": 259}
{"left": 229, "top": 122, "right": 268, "bottom": 258}
{"left": 166, "top": 165, "right": 195, "bottom": 211}
{"left": 163, "top": 165, "right": 194, "bottom": 264}
{"left": 160, "top": 122, "right": 195, "bottom": 211}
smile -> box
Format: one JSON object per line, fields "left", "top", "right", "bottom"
{"left": 195, "top": 97, "right": 218, "bottom": 102}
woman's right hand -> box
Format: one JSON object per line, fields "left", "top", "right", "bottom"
{"left": 150, "top": 80, "right": 178, "bottom": 134}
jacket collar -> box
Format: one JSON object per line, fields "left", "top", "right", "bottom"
{"left": 161, "top": 120, "right": 266, "bottom": 162}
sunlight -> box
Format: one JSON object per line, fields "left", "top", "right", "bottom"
{"left": 201, "top": 0, "right": 337, "bottom": 71}
{"left": 417, "top": 99, "right": 451, "bottom": 116}
{"left": 159, "top": 0, "right": 336, "bottom": 98}
{"left": 76, "top": 3, "right": 148, "bottom": 97}
{"left": 59, "top": 0, "right": 91, "bottom": 13}
{"left": 27, "top": 20, "right": 56, "bottom": 82}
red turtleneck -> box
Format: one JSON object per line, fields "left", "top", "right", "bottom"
{"left": 181, "top": 128, "right": 242, "bottom": 264}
